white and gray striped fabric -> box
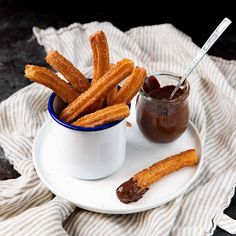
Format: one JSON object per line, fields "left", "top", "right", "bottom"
{"left": 0, "top": 22, "right": 236, "bottom": 236}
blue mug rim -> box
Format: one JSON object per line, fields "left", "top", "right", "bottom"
{"left": 48, "top": 92, "right": 128, "bottom": 132}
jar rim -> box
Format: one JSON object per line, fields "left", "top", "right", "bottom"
{"left": 140, "top": 71, "right": 190, "bottom": 104}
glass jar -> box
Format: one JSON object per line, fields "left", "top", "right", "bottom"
{"left": 136, "top": 72, "right": 190, "bottom": 143}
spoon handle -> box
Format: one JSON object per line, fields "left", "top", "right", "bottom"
{"left": 170, "top": 18, "right": 231, "bottom": 99}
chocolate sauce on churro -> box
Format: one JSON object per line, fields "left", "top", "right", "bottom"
{"left": 116, "top": 178, "right": 148, "bottom": 203}
{"left": 136, "top": 75, "right": 189, "bottom": 143}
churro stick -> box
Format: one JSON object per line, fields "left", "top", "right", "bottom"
{"left": 72, "top": 104, "right": 129, "bottom": 127}
{"left": 106, "top": 63, "right": 118, "bottom": 105}
{"left": 90, "top": 31, "right": 110, "bottom": 84}
{"left": 25, "top": 65, "right": 80, "bottom": 103}
{"left": 46, "top": 51, "right": 90, "bottom": 93}
{"left": 106, "top": 87, "right": 118, "bottom": 106}
{"left": 60, "top": 58, "right": 134, "bottom": 123}
{"left": 111, "top": 67, "right": 147, "bottom": 105}
{"left": 116, "top": 149, "right": 199, "bottom": 203}
{"left": 90, "top": 31, "right": 110, "bottom": 109}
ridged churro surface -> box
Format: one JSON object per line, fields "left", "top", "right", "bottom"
{"left": 72, "top": 104, "right": 129, "bottom": 127}
{"left": 46, "top": 50, "right": 90, "bottom": 93}
{"left": 111, "top": 67, "right": 147, "bottom": 105}
{"left": 133, "top": 149, "right": 199, "bottom": 188}
{"left": 90, "top": 31, "right": 110, "bottom": 83}
{"left": 25, "top": 65, "right": 80, "bottom": 103}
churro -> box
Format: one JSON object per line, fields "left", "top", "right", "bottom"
{"left": 90, "top": 31, "right": 110, "bottom": 83}
{"left": 116, "top": 149, "right": 199, "bottom": 203}
{"left": 72, "top": 104, "right": 129, "bottom": 127}
{"left": 111, "top": 67, "right": 147, "bottom": 105}
{"left": 106, "top": 87, "right": 118, "bottom": 105}
{"left": 90, "top": 31, "right": 112, "bottom": 109}
{"left": 106, "top": 64, "right": 118, "bottom": 105}
{"left": 46, "top": 51, "right": 90, "bottom": 93}
{"left": 59, "top": 58, "right": 134, "bottom": 123}
{"left": 25, "top": 65, "right": 80, "bottom": 103}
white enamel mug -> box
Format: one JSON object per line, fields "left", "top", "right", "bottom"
{"left": 48, "top": 93, "right": 127, "bottom": 180}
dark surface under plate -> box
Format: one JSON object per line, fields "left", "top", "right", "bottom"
{"left": 0, "top": 1, "right": 236, "bottom": 235}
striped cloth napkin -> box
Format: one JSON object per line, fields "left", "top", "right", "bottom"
{"left": 0, "top": 22, "right": 236, "bottom": 236}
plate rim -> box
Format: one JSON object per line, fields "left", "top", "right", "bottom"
{"left": 33, "top": 120, "right": 204, "bottom": 214}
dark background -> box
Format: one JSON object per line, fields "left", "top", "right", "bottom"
{"left": 0, "top": 1, "right": 236, "bottom": 235}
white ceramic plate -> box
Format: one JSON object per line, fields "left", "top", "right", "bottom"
{"left": 33, "top": 101, "right": 203, "bottom": 214}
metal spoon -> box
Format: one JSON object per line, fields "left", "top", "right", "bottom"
{"left": 170, "top": 18, "right": 231, "bottom": 100}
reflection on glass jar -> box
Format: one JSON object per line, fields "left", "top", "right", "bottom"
{"left": 136, "top": 72, "right": 190, "bottom": 143}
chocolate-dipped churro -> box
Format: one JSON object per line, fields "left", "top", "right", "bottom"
{"left": 116, "top": 149, "right": 199, "bottom": 203}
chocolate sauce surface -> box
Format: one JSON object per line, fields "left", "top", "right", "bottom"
{"left": 143, "top": 75, "right": 160, "bottom": 93}
{"left": 148, "top": 85, "right": 183, "bottom": 100}
{"left": 116, "top": 178, "right": 148, "bottom": 203}
{"left": 136, "top": 76, "right": 189, "bottom": 143}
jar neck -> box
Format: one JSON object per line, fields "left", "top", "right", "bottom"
{"left": 141, "top": 72, "right": 190, "bottom": 103}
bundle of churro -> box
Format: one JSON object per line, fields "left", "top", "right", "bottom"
{"left": 25, "top": 31, "right": 147, "bottom": 127}
{"left": 116, "top": 149, "right": 199, "bottom": 203}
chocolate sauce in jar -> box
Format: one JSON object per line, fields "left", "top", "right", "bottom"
{"left": 136, "top": 74, "right": 190, "bottom": 143}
